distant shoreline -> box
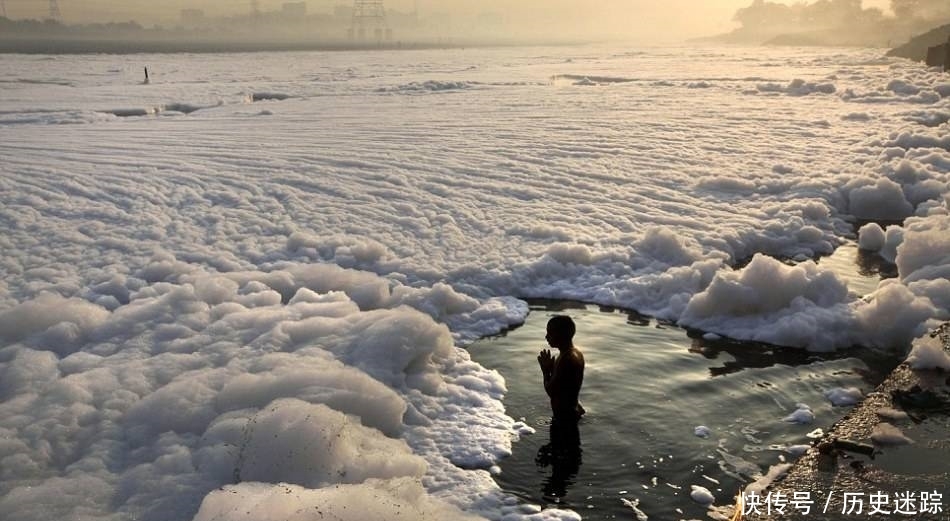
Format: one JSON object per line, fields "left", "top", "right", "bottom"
{"left": 0, "top": 38, "right": 464, "bottom": 55}
{"left": 0, "top": 37, "right": 594, "bottom": 55}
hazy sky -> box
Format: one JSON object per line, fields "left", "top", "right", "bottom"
{"left": 4, "top": 0, "right": 894, "bottom": 40}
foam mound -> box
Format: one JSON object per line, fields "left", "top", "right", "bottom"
{"left": 757, "top": 79, "right": 836, "bottom": 96}
{"left": 0, "top": 264, "right": 539, "bottom": 521}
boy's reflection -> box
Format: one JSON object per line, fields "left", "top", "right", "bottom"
{"left": 535, "top": 418, "right": 582, "bottom": 500}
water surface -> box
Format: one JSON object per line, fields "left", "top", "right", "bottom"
{"left": 468, "top": 245, "right": 899, "bottom": 519}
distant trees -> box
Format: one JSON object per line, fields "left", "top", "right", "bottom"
{"left": 733, "top": 0, "right": 884, "bottom": 30}
{"left": 734, "top": 0, "right": 950, "bottom": 31}
{"left": 0, "top": 17, "right": 65, "bottom": 34}
{"left": 799, "top": 0, "right": 865, "bottom": 27}
{"left": 890, "top": 0, "right": 950, "bottom": 22}
{"left": 733, "top": 1, "right": 797, "bottom": 32}
{"left": 726, "top": 0, "right": 950, "bottom": 46}
{"left": 0, "top": 17, "right": 145, "bottom": 36}
{"left": 734, "top": 0, "right": 881, "bottom": 31}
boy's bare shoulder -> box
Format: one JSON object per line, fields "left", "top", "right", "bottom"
{"left": 568, "top": 347, "right": 585, "bottom": 365}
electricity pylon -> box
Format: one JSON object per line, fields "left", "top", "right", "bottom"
{"left": 349, "top": 0, "right": 390, "bottom": 41}
{"left": 48, "top": 0, "right": 62, "bottom": 21}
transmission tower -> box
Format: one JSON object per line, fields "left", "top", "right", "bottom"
{"left": 1, "top": 0, "right": 7, "bottom": 19}
{"left": 250, "top": 0, "right": 260, "bottom": 17}
{"left": 349, "top": 0, "right": 390, "bottom": 41}
{"left": 48, "top": 0, "right": 61, "bottom": 21}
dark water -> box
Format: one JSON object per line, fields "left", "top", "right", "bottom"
{"left": 467, "top": 244, "right": 900, "bottom": 519}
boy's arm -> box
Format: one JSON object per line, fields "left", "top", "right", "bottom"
{"left": 543, "top": 356, "right": 559, "bottom": 397}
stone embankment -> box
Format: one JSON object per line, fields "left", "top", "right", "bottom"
{"left": 747, "top": 324, "right": 950, "bottom": 521}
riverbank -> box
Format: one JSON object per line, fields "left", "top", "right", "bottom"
{"left": 746, "top": 324, "right": 950, "bottom": 521}
{"left": 887, "top": 23, "right": 950, "bottom": 63}
{"left": 0, "top": 37, "right": 471, "bottom": 55}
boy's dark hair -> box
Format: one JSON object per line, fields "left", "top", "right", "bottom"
{"left": 547, "top": 315, "right": 575, "bottom": 340}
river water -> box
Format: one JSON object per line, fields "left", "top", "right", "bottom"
{"left": 468, "top": 243, "right": 901, "bottom": 519}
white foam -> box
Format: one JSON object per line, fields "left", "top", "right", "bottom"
{"left": 743, "top": 463, "right": 793, "bottom": 495}
{"left": 782, "top": 403, "right": 815, "bottom": 424}
{"left": 620, "top": 497, "right": 649, "bottom": 521}
{"left": 193, "top": 479, "right": 483, "bottom": 521}
{"left": 757, "top": 79, "right": 836, "bottom": 96}
{"left": 906, "top": 334, "right": 950, "bottom": 371}
{"left": 853, "top": 280, "right": 936, "bottom": 349}
{"left": 0, "top": 292, "right": 109, "bottom": 345}
{"left": 680, "top": 255, "right": 853, "bottom": 351}
{"left": 847, "top": 177, "right": 914, "bottom": 220}
{"left": 1, "top": 45, "right": 948, "bottom": 521}
{"left": 0, "top": 266, "right": 541, "bottom": 521}
{"left": 379, "top": 80, "right": 476, "bottom": 93}
{"left": 787, "top": 444, "right": 811, "bottom": 456}
{"left": 857, "top": 222, "right": 886, "bottom": 252}
{"left": 824, "top": 387, "right": 863, "bottom": 406}
{"left": 690, "top": 485, "right": 716, "bottom": 505}
{"left": 880, "top": 225, "right": 905, "bottom": 263}
{"left": 897, "top": 215, "right": 950, "bottom": 286}
{"left": 887, "top": 79, "right": 922, "bottom": 96}
{"left": 843, "top": 112, "right": 872, "bottom": 121}
{"left": 871, "top": 422, "right": 914, "bottom": 445}
{"left": 876, "top": 407, "right": 910, "bottom": 422}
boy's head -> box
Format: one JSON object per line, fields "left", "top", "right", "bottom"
{"left": 545, "top": 315, "right": 575, "bottom": 347}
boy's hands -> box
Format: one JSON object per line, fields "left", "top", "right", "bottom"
{"left": 537, "top": 349, "right": 555, "bottom": 374}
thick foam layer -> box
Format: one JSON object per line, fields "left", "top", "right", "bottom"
{"left": 0, "top": 267, "right": 539, "bottom": 521}
{"left": 1, "top": 45, "right": 948, "bottom": 520}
